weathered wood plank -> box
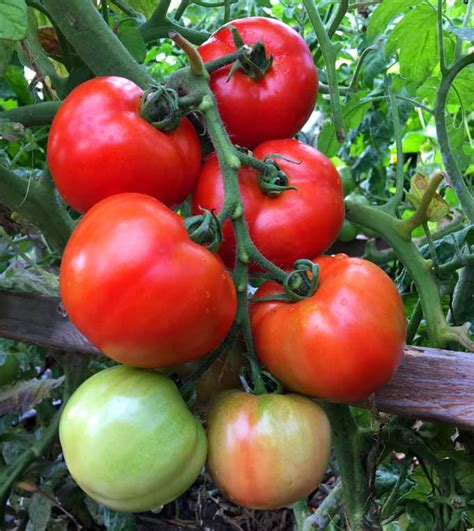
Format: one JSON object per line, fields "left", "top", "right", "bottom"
{"left": 0, "top": 289, "right": 100, "bottom": 355}
{"left": 0, "top": 290, "right": 473, "bottom": 428}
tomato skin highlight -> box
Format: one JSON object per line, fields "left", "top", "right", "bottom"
{"left": 251, "top": 254, "right": 406, "bottom": 402}
{"left": 59, "top": 366, "right": 207, "bottom": 513}
{"left": 192, "top": 139, "right": 344, "bottom": 269}
{"left": 198, "top": 17, "right": 318, "bottom": 148}
{"left": 60, "top": 193, "right": 237, "bottom": 368}
{"left": 47, "top": 76, "right": 202, "bottom": 213}
{"left": 207, "top": 390, "right": 331, "bottom": 509}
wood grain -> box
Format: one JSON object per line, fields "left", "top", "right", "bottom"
{"left": 0, "top": 290, "right": 473, "bottom": 428}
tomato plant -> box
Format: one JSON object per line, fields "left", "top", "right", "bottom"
{"left": 198, "top": 17, "right": 318, "bottom": 148}
{"left": 47, "top": 76, "right": 202, "bottom": 213}
{"left": 1, "top": 1, "right": 474, "bottom": 530}
{"left": 60, "top": 193, "right": 237, "bottom": 368}
{"left": 207, "top": 390, "right": 331, "bottom": 509}
{"left": 59, "top": 365, "right": 207, "bottom": 512}
{"left": 192, "top": 138, "right": 344, "bottom": 269}
{"left": 251, "top": 254, "right": 406, "bottom": 402}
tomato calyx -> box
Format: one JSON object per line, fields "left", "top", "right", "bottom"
{"left": 253, "top": 259, "right": 320, "bottom": 303}
{"left": 184, "top": 208, "right": 222, "bottom": 253}
{"left": 239, "top": 357, "right": 283, "bottom": 395}
{"left": 140, "top": 86, "right": 181, "bottom": 132}
{"left": 257, "top": 159, "right": 297, "bottom": 197}
{"left": 226, "top": 26, "right": 273, "bottom": 81}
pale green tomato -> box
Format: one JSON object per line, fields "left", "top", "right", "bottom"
{"left": 59, "top": 365, "right": 207, "bottom": 512}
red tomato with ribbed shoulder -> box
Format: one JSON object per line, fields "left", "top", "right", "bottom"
{"left": 207, "top": 391, "right": 331, "bottom": 509}
{"left": 192, "top": 139, "right": 344, "bottom": 269}
{"left": 251, "top": 254, "right": 406, "bottom": 402}
{"left": 60, "top": 193, "right": 237, "bottom": 368}
{"left": 198, "top": 17, "right": 318, "bottom": 148}
{"left": 47, "top": 77, "right": 202, "bottom": 213}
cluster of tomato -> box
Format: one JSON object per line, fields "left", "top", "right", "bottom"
{"left": 48, "top": 17, "right": 406, "bottom": 513}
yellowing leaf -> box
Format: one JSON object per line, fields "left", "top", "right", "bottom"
{"left": 407, "top": 173, "right": 450, "bottom": 222}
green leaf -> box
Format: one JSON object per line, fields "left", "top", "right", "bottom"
{"left": 0, "top": 39, "right": 15, "bottom": 76}
{"left": 446, "top": 114, "right": 471, "bottom": 173}
{"left": 367, "top": 0, "right": 421, "bottom": 41}
{"left": 362, "top": 46, "right": 387, "bottom": 87}
{"left": 26, "top": 493, "right": 52, "bottom": 531}
{"left": 449, "top": 26, "right": 474, "bottom": 42}
{"left": 126, "top": 0, "right": 157, "bottom": 17}
{"left": 118, "top": 23, "right": 147, "bottom": 64}
{"left": 317, "top": 94, "right": 372, "bottom": 157}
{"left": 3, "top": 64, "right": 32, "bottom": 104}
{"left": 455, "top": 460, "right": 474, "bottom": 493}
{"left": 0, "top": 0, "right": 27, "bottom": 41}
{"left": 85, "top": 498, "right": 136, "bottom": 531}
{"left": 385, "top": 4, "right": 439, "bottom": 86}
{"left": 405, "top": 500, "right": 435, "bottom": 531}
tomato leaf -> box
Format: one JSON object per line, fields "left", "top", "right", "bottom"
{"left": 26, "top": 493, "right": 52, "bottom": 531}
{"left": 367, "top": 0, "right": 421, "bottom": 42}
{"left": 385, "top": 4, "right": 439, "bottom": 86}
{"left": 0, "top": 39, "right": 15, "bottom": 76}
{"left": 85, "top": 498, "right": 136, "bottom": 531}
{"left": 405, "top": 500, "right": 436, "bottom": 531}
{"left": 0, "top": 377, "right": 64, "bottom": 415}
{"left": 118, "top": 23, "right": 147, "bottom": 64}
{"left": 0, "top": 0, "right": 27, "bottom": 41}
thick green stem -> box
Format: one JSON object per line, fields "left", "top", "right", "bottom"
{"left": 314, "top": 0, "right": 349, "bottom": 62}
{"left": 0, "top": 166, "right": 74, "bottom": 252}
{"left": 321, "top": 403, "right": 370, "bottom": 530}
{"left": 148, "top": 0, "right": 172, "bottom": 24}
{"left": 293, "top": 499, "right": 312, "bottom": 531}
{"left": 303, "top": 0, "right": 345, "bottom": 141}
{"left": 0, "top": 102, "right": 60, "bottom": 127}
{"left": 346, "top": 199, "right": 473, "bottom": 350}
{"left": 43, "top": 0, "right": 152, "bottom": 88}
{"left": 200, "top": 94, "right": 266, "bottom": 393}
{"left": 302, "top": 481, "right": 343, "bottom": 531}
{"left": 139, "top": 18, "right": 209, "bottom": 45}
{"left": 434, "top": 52, "right": 474, "bottom": 222}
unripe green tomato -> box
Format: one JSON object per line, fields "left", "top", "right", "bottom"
{"left": 0, "top": 353, "right": 20, "bottom": 387}
{"left": 345, "top": 191, "right": 369, "bottom": 207}
{"left": 207, "top": 391, "right": 331, "bottom": 509}
{"left": 59, "top": 366, "right": 207, "bottom": 512}
{"left": 338, "top": 219, "right": 359, "bottom": 242}
{"left": 339, "top": 167, "right": 355, "bottom": 196}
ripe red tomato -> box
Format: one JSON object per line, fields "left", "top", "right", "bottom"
{"left": 60, "top": 193, "right": 237, "bottom": 368}
{"left": 207, "top": 391, "right": 331, "bottom": 509}
{"left": 47, "top": 76, "right": 202, "bottom": 213}
{"left": 251, "top": 254, "right": 406, "bottom": 402}
{"left": 192, "top": 139, "right": 344, "bottom": 269}
{"left": 198, "top": 17, "right": 318, "bottom": 148}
